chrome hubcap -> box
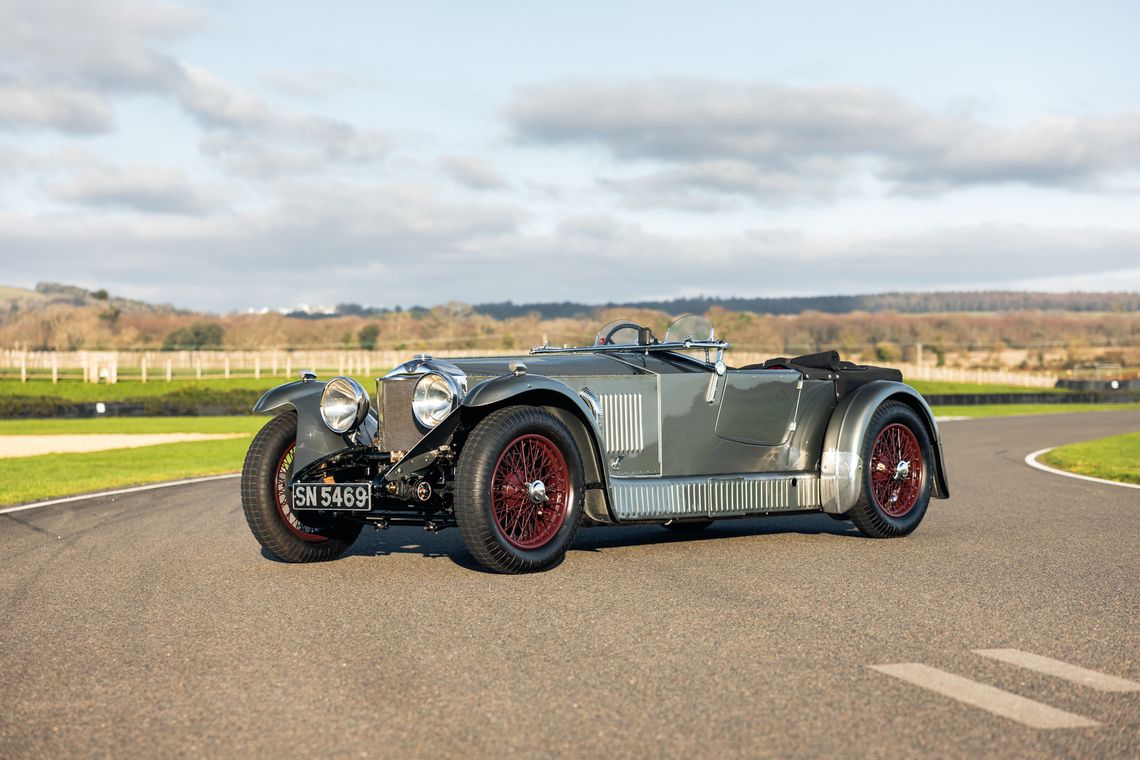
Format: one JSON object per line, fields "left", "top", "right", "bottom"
{"left": 894, "top": 460, "right": 911, "bottom": 481}
{"left": 526, "top": 480, "right": 548, "bottom": 504}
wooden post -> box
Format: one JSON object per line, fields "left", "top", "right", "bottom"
{"left": 364, "top": 356, "right": 370, "bottom": 377}
{"left": 255, "top": 356, "right": 261, "bottom": 380}
{"left": 20, "top": 352, "right": 27, "bottom": 383}
{"left": 51, "top": 353, "right": 59, "bottom": 384}
{"left": 166, "top": 359, "right": 173, "bottom": 382}
{"left": 272, "top": 353, "right": 278, "bottom": 377}
{"left": 285, "top": 355, "right": 292, "bottom": 379}
{"left": 109, "top": 361, "right": 118, "bottom": 384}
{"left": 141, "top": 356, "right": 148, "bottom": 384}
{"left": 338, "top": 354, "right": 345, "bottom": 376}
{"left": 224, "top": 357, "right": 231, "bottom": 378}
{"left": 196, "top": 355, "right": 202, "bottom": 380}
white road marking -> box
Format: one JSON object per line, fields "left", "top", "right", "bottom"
{"left": 869, "top": 663, "right": 1100, "bottom": 729}
{"left": 1024, "top": 448, "right": 1140, "bottom": 491}
{"left": 975, "top": 649, "right": 1140, "bottom": 692}
{"left": 0, "top": 473, "right": 240, "bottom": 515}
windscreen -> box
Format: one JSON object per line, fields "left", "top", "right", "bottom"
{"left": 664, "top": 315, "right": 715, "bottom": 343}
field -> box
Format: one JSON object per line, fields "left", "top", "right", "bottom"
{"left": 0, "top": 416, "right": 265, "bottom": 505}
{"left": 0, "top": 376, "right": 1133, "bottom": 507}
{"left": 929, "top": 403, "right": 1140, "bottom": 418}
{"left": 1040, "top": 431, "right": 1140, "bottom": 485}
{"left": 905, "top": 380, "right": 1068, "bottom": 395}
{"left": 1, "top": 376, "right": 1063, "bottom": 401}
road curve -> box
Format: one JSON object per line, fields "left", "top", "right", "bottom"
{"left": 2, "top": 411, "right": 1138, "bottom": 758}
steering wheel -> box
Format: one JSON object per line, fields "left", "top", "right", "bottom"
{"left": 598, "top": 322, "right": 646, "bottom": 346}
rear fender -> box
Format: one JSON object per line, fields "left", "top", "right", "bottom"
{"left": 252, "top": 380, "right": 376, "bottom": 471}
{"left": 820, "top": 381, "right": 950, "bottom": 514}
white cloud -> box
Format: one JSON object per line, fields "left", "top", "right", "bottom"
{"left": 2, "top": 189, "right": 1137, "bottom": 310}
{"left": 509, "top": 79, "right": 1140, "bottom": 206}
{"left": 46, "top": 164, "right": 220, "bottom": 215}
{"left": 0, "top": 82, "right": 112, "bottom": 134}
{"left": 439, "top": 155, "right": 509, "bottom": 191}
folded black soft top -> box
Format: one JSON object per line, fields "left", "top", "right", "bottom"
{"left": 740, "top": 350, "right": 903, "bottom": 399}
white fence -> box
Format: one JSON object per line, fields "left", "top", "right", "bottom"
{"left": 891, "top": 363, "right": 1057, "bottom": 388}
{"left": 1, "top": 349, "right": 1058, "bottom": 388}
{"left": 0, "top": 349, "right": 492, "bottom": 383}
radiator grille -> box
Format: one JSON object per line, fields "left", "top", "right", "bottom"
{"left": 379, "top": 377, "right": 424, "bottom": 452}
{"left": 600, "top": 393, "right": 644, "bottom": 455}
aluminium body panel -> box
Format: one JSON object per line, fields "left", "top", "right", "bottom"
{"left": 609, "top": 472, "right": 823, "bottom": 521}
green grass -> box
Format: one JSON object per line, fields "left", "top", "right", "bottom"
{"left": 0, "top": 376, "right": 294, "bottom": 401}
{"left": 0, "top": 416, "right": 265, "bottom": 435}
{"left": 0, "top": 437, "right": 253, "bottom": 505}
{"left": 931, "top": 402, "right": 1140, "bottom": 418}
{"left": 906, "top": 379, "right": 1066, "bottom": 395}
{"left": 1040, "top": 432, "right": 1140, "bottom": 485}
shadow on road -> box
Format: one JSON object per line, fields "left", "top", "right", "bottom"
{"left": 571, "top": 513, "right": 862, "bottom": 554}
{"left": 300, "top": 513, "right": 863, "bottom": 571}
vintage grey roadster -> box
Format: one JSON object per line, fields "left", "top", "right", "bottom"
{"left": 241, "top": 316, "right": 949, "bottom": 573}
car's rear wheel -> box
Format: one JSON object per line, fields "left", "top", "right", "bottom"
{"left": 241, "top": 412, "right": 362, "bottom": 562}
{"left": 454, "top": 406, "right": 584, "bottom": 573}
{"left": 848, "top": 401, "right": 933, "bottom": 538}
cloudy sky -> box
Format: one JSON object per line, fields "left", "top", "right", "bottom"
{"left": 1, "top": 0, "right": 1138, "bottom": 312}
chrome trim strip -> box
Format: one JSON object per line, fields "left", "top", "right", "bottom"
{"left": 609, "top": 472, "right": 823, "bottom": 520}
{"left": 578, "top": 387, "right": 604, "bottom": 426}
{"left": 530, "top": 340, "right": 731, "bottom": 355}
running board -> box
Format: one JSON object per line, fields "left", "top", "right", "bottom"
{"left": 609, "top": 472, "right": 822, "bottom": 521}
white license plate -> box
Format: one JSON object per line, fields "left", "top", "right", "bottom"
{"left": 291, "top": 483, "right": 372, "bottom": 511}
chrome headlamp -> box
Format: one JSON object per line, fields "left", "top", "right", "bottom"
{"left": 320, "top": 376, "right": 371, "bottom": 434}
{"left": 412, "top": 372, "right": 459, "bottom": 428}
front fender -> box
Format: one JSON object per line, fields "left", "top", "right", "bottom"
{"left": 820, "top": 381, "right": 950, "bottom": 514}
{"left": 460, "top": 374, "right": 613, "bottom": 521}
{"left": 460, "top": 373, "right": 597, "bottom": 417}
{"left": 252, "top": 380, "right": 376, "bottom": 472}
{"left": 462, "top": 374, "right": 606, "bottom": 444}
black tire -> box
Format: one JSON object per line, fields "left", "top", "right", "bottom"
{"left": 663, "top": 519, "right": 713, "bottom": 531}
{"left": 848, "top": 401, "right": 933, "bottom": 538}
{"left": 240, "top": 412, "right": 362, "bottom": 562}
{"left": 454, "top": 406, "right": 585, "bottom": 573}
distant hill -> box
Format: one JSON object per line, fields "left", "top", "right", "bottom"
{"left": 469, "top": 291, "right": 1140, "bottom": 320}
{"left": 2, "top": 283, "right": 179, "bottom": 315}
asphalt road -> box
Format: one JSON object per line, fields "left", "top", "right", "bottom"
{"left": 2, "top": 411, "right": 1138, "bottom": 758}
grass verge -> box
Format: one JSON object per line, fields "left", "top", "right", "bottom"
{"left": 931, "top": 403, "right": 1140, "bottom": 418}
{"left": 0, "top": 437, "right": 252, "bottom": 506}
{"left": 1039, "top": 432, "right": 1140, "bottom": 485}
{"left": 0, "top": 376, "right": 376, "bottom": 402}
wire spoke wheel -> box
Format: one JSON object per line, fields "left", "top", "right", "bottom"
{"left": 273, "top": 443, "right": 327, "bottom": 541}
{"left": 455, "top": 407, "right": 584, "bottom": 572}
{"left": 869, "top": 423, "right": 924, "bottom": 518}
{"left": 491, "top": 434, "right": 570, "bottom": 550}
{"left": 241, "top": 412, "right": 361, "bottom": 562}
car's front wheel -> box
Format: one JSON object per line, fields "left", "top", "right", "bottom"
{"left": 848, "top": 401, "right": 933, "bottom": 538}
{"left": 241, "top": 412, "right": 362, "bottom": 562}
{"left": 454, "top": 406, "right": 585, "bottom": 573}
